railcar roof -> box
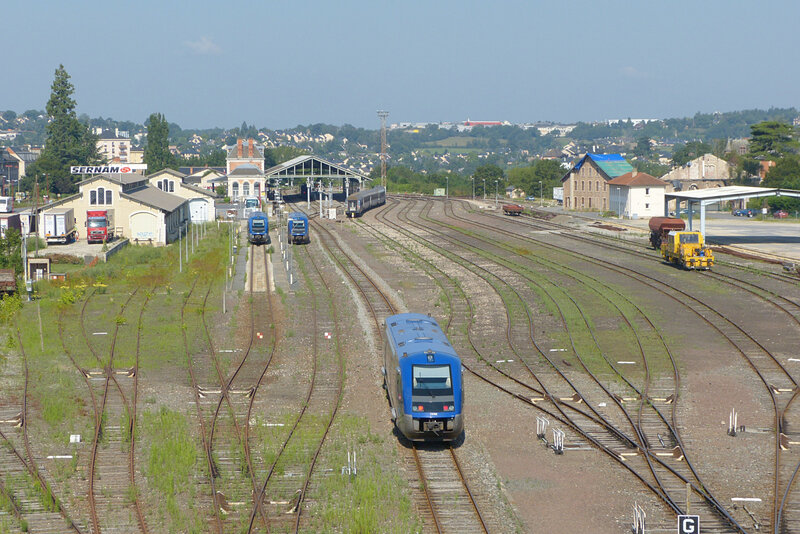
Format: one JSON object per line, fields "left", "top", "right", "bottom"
{"left": 346, "top": 186, "right": 385, "bottom": 201}
{"left": 385, "top": 313, "right": 457, "bottom": 358}
{"left": 287, "top": 211, "right": 308, "bottom": 220}
{"left": 249, "top": 211, "right": 268, "bottom": 219}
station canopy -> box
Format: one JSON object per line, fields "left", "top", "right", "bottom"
{"left": 665, "top": 186, "right": 800, "bottom": 235}
{"left": 263, "top": 155, "right": 371, "bottom": 193}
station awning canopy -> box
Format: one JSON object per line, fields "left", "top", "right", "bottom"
{"left": 665, "top": 186, "right": 800, "bottom": 234}
{"left": 263, "top": 155, "right": 371, "bottom": 191}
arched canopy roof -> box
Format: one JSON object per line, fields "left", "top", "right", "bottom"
{"left": 263, "top": 155, "right": 371, "bottom": 188}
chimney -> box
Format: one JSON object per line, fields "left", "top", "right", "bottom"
{"left": 248, "top": 138, "right": 254, "bottom": 158}
{"left": 632, "top": 170, "right": 638, "bottom": 177}
{"left": 237, "top": 139, "right": 243, "bottom": 158}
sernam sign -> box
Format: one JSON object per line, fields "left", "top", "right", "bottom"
{"left": 70, "top": 164, "right": 147, "bottom": 174}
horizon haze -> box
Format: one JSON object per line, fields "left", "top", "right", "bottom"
{"left": 3, "top": 1, "right": 799, "bottom": 130}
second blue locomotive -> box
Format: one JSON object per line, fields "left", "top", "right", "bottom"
{"left": 287, "top": 211, "right": 310, "bottom": 244}
{"left": 383, "top": 313, "right": 464, "bottom": 442}
{"left": 248, "top": 211, "right": 270, "bottom": 245}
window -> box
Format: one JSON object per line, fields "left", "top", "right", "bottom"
{"left": 645, "top": 203, "right": 650, "bottom": 209}
{"left": 588, "top": 181, "right": 592, "bottom": 191}
{"left": 169, "top": 181, "right": 174, "bottom": 193}
{"left": 645, "top": 187, "right": 650, "bottom": 195}
{"left": 581, "top": 197, "right": 585, "bottom": 207}
{"left": 603, "top": 182, "right": 607, "bottom": 191}
{"left": 411, "top": 364, "right": 454, "bottom": 412}
{"left": 243, "top": 183, "right": 250, "bottom": 196}
{"left": 157, "top": 180, "right": 163, "bottom": 190}
{"left": 232, "top": 183, "right": 239, "bottom": 198}
{"left": 97, "top": 187, "right": 105, "bottom": 205}
{"left": 105, "top": 190, "right": 112, "bottom": 204}
{"left": 588, "top": 198, "right": 592, "bottom": 208}
{"left": 596, "top": 181, "right": 599, "bottom": 191}
{"left": 90, "top": 190, "right": 97, "bottom": 205}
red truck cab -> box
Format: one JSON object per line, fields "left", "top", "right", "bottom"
{"left": 86, "top": 209, "right": 114, "bottom": 243}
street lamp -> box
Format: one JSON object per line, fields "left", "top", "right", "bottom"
{"left": 446, "top": 175, "right": 449, "bottom": 198}
{"left": 471, "top": 176, "right": 475, "bottom": 200}
{"left": 483, "top": 178, "right": 486, "bottom": 200}
{"left": 494, "top": 180, "right": 498, "bottom": 206}
{"left": 539, "top": 181, "right": 543, "bottom": 207}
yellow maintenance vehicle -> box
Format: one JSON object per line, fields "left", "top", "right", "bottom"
{"left": 661, "top": 230, "right": 714, "bottom": 270}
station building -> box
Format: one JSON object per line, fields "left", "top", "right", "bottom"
{"left": 227, "top": 138, "right": 265, "bottom": 200}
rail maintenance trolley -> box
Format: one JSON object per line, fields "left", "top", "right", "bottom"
{"left": 382, "top": 313, "right": 464, "bottom": 442}
{"left": 247, "top": 211, "right": 270, "bottom": 245}
{"left": 287, "top": 211, "right": 310, "bottom": 244}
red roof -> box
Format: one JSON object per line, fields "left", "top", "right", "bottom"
{"left": 607, "top": 171, "right": 666, "bottom": 187}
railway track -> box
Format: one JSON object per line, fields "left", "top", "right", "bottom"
{"left": 361, "top": 197, "right": 749, "bottom": 531}
{"left": 308, "top": 209, "right": 495, "bottom": 533}
{"left": 432, "top": 197, "right": 800, "bottom": 531}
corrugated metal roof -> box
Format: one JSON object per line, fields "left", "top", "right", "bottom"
{"left": 124, "top": 185, "right": 186, "bottom": 212}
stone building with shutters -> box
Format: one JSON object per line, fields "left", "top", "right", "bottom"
{"left": 561, "top": 153, "right": 634, "bottom": 211}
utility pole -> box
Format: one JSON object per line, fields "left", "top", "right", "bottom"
{"left": 377, "top": 110, "right": 389, "bottom": 189}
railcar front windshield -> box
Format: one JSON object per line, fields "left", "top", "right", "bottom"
{"left": 244, "top": 198, "right": 259, "bottom": 209}
{"left": 680, "top": 234, "right": 700, "bottom": 244}
{"left": 251, "top": 220, "right": 266, "bottom": 231}
{"left": 290, "top": 220, "right": 306, "bottom": 232}
{"left": 411, "top": 364, "right": 455, "bottom": 413}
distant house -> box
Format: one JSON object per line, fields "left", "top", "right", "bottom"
{"left": 179, "top": 167, "right": 226, "bottom": 190}
{"left": 660, "top": 154, "right": 730, "bottom": 191}
{"left": 561, "top": 153, "right": 634, "bottom": 211}
{"left": 659, "top": 154, "right": 731, "bottom": 211}
{"left": 96, "top": 129, "right": 131, "bottom": 163}
{"left": 505, "top": 185, "right": 525, "bottom": 199}
{"left": 607, "top": 171, "right": 667, "bottom": 219}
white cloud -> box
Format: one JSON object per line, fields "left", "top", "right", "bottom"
{"left": 184, "top": 36, "right": 221, "bottom": 55}
{"left": 620, "top": 66, "right": 650, "bottom": 80}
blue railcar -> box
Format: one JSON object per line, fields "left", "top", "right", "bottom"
{"left": 287, "top": 211, "right": 310, "bottom": 244}
{"left": 346, "top": 186, "right": 386, "bottom": 218}
{"left": 383, "top": 313, "right": 464, "bottom": 442}
{"left": 248, "top": 211, "right": 270, "bottom": 245}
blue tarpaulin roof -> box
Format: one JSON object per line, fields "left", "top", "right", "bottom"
{"left": 572, "top": 153, "right": 633, "bottom": 178}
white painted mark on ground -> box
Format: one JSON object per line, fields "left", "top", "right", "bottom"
{"left": 617, "top": 361, "right": 636, "bottom": 365}
{"left": 731, "top": 497, "right": 762, "bottom": 502}
{"left": 598, "top": 402, "right": 607, "bottom": 407}
{"left": 92, "top": 332, "right": 107, "bottom": 335}
{"left": 549, "top": 348, "right": 567, "bottom": 352}
{"left": 46, "top": 455, "right": 73, "bottom": 459}
{"left": 495, "top": 360, "right": 515, "bottom": 363}
{"left": 789, "top": 358, "right": 800, "bottom": 363}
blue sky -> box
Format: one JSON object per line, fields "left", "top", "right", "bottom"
{"left": 4, "top": 1, "right": 798, "bottom": 130}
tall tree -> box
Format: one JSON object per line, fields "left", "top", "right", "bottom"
{"left": 144, "top": 112, "right": 174, "bottom": 173}
{"left": 747, "top": 121, "right": 799, "bottom": 160}
{"left": 24, "top": 64, "right": 99, "bottom": 194}
{"left": 633, "top": 136, "right": 652, "bottom": 158}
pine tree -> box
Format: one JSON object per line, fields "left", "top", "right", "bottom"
{"left": 144, "top": 112, "right": 175, "bottom": 173}
{"left": 24, "top": 65, "right": 99, "bottom": 194}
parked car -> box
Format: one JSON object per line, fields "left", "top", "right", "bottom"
{"left": 526, "top": 195, "right": 536, "bottom": 201}
{"left": 773, "top": 210, "right": 789, "bottom": 219}
{"left": 733, "top": 208, "right": 756, "bottom": 217}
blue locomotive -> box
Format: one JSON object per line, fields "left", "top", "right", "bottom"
{"left": 287, "top": 211, "right": 310, "bottom": 244}
{"left": 248, "top": 211, "right": 270, "bottom": 245}
{"left": 383, "top": 313, "right": 464, "bottom": 442}
{"left": 346, "top": 186, "right": 386, "bottom": 218}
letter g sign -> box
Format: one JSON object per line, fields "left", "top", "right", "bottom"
{"left": 678, "top": 515, "right": 699, "bottom": 534}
